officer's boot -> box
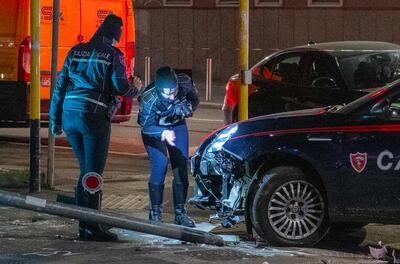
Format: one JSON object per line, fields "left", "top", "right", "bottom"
{"left": 173, "top": 181, "right": 195, "bottom": 227}
{"left": 76, "top": 177, "right": 118, "bottom": 242}
{"left": 148, "top": 183, "right": 164, "bottom": 223}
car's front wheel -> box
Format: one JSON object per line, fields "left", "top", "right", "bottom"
{"left": 252, "top": 166, "right": 330, "bottom": 246}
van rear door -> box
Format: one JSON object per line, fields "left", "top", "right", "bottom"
{"left": 0, "top": 0, "right": 29, "bottom": 126}
{"left": 39, "top": 0, "right": 81, "bottom": 119}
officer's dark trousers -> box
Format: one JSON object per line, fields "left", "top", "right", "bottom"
{"left": 62, "top": 110, "right": 111, "bottom": 232}
{"left": 142, "top": 122, "right": 189, "bottom": 217}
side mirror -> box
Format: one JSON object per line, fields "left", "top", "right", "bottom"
{"left": 370, "top": 100, "right": 391, "bottom": 118}
{"left": 311, "top": 77, "right": 338, "bottom": 90}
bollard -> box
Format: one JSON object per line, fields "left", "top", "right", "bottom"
{"left": 206, "top": 58, "right": 212, "bottom": 101}
{"left": 145, "top": 56, "right": 151, "bottom": 87}
{"left": 47, "top": 0, "right": 61, "bottom": 188}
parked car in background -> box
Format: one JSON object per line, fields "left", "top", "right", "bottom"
{"left": 191, "top": 79, "right": 400, "bottom": 246}
{"left": 223, "top": 41, "right": 400, "bottom": 124}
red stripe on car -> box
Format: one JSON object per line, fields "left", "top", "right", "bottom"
{"left": 232, "top": 124, "right": 400, "bottom": 140}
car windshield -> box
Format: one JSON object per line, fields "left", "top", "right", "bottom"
{"left": 338, "top": 51, "right": 400, "bottom": 90}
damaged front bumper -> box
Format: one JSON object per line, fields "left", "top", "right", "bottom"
{"left": 189, "top": 149, "right": 250, "bottom": 227}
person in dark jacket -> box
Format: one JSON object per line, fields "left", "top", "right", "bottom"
{"left": 49, "top": 14, "right": 142, "bottom": 241}
{"left": 138, "top": 66, "right": 199, "bottom": 227}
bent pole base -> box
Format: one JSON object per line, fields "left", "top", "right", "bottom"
{"left": 0, "top": 189, "right": 224, "bottom": 247}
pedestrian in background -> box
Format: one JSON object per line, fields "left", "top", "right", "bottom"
{"left": 49, "top": 14, "right": 142, "bottom": 241}
{"left": 138, "top": 66, "right": 199, "bottom": 227}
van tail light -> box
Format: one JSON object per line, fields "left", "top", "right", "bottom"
{"left": 118, "top": 96, "right": 132, "bottom": 115}
{"left": 224, "top": 80, "right": 239, "bottom": 109}
{"left": 125, "top": 41, "right": 135, "bottom": 77}
{"left": 113, "top": 41, "right": 134, "bottom": 121}
{"left": 112, "top": 95, "right": 132, "bottom": 123}
{"left": 18, "top": 36, "right": 31, "bottom": 82}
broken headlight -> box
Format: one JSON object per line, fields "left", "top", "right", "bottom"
{"left": 200, "top": 124, "right": 242, "bottom": 176}
{"left": 204, "top": 124, "right": 238, "bottom": 155}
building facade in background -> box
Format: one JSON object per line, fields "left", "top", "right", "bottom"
{"left": 134, "top": 0, "right": 400, "bottom": 84}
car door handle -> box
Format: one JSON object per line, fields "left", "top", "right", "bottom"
{"left": 307, "top": 131, "right": 345, "bottom": 142}
{"left": 307, "top": 136, "right": 333, "bottom": 142}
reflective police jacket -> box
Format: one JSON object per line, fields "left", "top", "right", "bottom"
{"left": 138, "top": 73, "right": 199, "bottom": 137}
{"left": 50, "top": 36, "right": 139, "bottom": 125}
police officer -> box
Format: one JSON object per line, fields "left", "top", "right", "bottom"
{"left": 138, "top": 66, "right": 199, "bottom": 227}
{"left": 49, "top": 14, "right": 142, "bottom": 241}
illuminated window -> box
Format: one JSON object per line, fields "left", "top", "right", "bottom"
{"left": 255, "top": 0, "right": 283, "bottom": 7}
{"left": 307, "top": 0, "right": 343, "bottom": 7}
{"left": 163, "top": 0, "right": 193, "bottom": 7}
{"left": 216, "top": 0, "right": 239, "bottom": 7}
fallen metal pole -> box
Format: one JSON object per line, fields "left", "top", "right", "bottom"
{"left": 0, "top": 190, "right": 224, "bottom": 247}
{"left": 47, "top": 0, "right": 61, "bottom": 188}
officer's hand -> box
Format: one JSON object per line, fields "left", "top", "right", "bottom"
{"left": 181, "top": 101, "right": 193, "bottom": 118}
{"left": 132, "top": 76, "right": 143, "bottom": 90}
{"left": 173, "top": 100, "right": 193, "bottom": 118}
{"left": 161, "top": 130, "right": 176, "bottom": 146}
{"left": 50, "top": 122, "right": 62, "bottom": 136}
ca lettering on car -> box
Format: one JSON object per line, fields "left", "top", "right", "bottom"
{"left": 377, "top": 150, "right": 400, "bottom": 171}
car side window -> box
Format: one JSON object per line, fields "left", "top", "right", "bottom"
{"left": 270, "top": 55, "right": 301, "bottom": 85}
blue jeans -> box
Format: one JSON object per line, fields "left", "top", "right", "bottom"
{"left": 62, "top": 110, "right": 111, "bottom": 176}
{"left": 142, "top": 122, "right": 189, "bottom": 186}
{"left": 142, "top": 122, "right": 190, "bottom": 210}
{"left": 62, "top": 110, "right": 111, "bottom": 211}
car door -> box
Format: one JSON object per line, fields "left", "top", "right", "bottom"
{"left": 299, "top": 52, "right": 347, "bottom": 109}
{"left": 339, "top": 92, "right": 400, "bottom": 223}
{"left": 249, "top": 52, "right": 305, "bottom": 117}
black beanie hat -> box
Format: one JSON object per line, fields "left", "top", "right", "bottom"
{"left": 94, "top": 14, "right": 123, "bottom": 42}
{"left": 155, "top": 66, "right": 178, "bottom": 92}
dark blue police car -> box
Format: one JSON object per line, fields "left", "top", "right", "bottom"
{"left": 190, "top": 80, "right": 400, "bottom": 246}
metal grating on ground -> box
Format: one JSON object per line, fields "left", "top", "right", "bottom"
{"left": 102, "top": 194, "right": 149, "bottom": 210}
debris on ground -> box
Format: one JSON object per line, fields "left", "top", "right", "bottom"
{"left": 369, "top": 241, "right": 400, "bottom": 263}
